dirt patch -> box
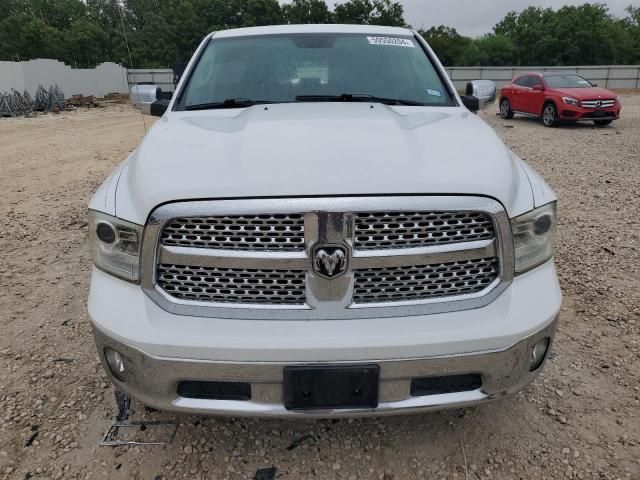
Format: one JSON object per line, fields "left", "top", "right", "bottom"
{"left": 0, "top": 99, "right": 638, "bottom": 480}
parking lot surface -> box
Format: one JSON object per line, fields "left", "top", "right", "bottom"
{"left": 0, "top": 97, "right": 638, "bottom": 479}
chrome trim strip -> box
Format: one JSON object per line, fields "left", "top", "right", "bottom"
{"left": 160, "top": 245, "right": 309, "bottom": 270}
{"left": 171, "top": 389, "right": 488, "bottom": 417}
{"left": 140, "top": 196, "right": 514, "bottom": 320}
{"left": 351, "top": 239, "right": 496, "bottom": 269}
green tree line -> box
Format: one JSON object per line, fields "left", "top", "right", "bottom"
{"left": 0, "top": 0, "right": 638, "bottom": 68}
{"left": 421, "top": 4, "right": 640, "bottom": 66}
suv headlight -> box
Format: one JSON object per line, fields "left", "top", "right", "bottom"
{"left": 89, "top": 210, "right": 143, "bottom": 282}
{"left": 511, "top": 202, "right": 557, "bottom": 275}
{"left": 562, "top": 97, "right": 579, "bottom": 106}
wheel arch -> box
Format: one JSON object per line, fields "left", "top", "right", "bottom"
{"left": 541, "top": 98, "right": 557, "bottom": 115}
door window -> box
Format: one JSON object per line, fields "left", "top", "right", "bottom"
{"left": 529, "top": 77, "right": 543, "bottom": 88}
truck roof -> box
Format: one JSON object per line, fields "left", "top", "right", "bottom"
{"left": 212, "top": 24, "right": 415, "bottom": 39}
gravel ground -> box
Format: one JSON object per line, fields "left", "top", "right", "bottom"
{"left": 0, "top": 97, "right": 639, "bottom": 480}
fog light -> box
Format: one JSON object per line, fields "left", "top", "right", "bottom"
{"left": 104, "top": 347, "right": 127, "bottom": 381}
{"left": 529, "top": 337, "right": 550, "bottom": 372}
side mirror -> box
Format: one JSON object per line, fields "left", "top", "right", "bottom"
{"left": 130, "top": 84, "right": 159, "bottom": 109}
{"left": 465, "top": 80, "right": 497, "bottom": 110}
{"left": 532, "top": 85, "right": 544, "bottom": 91}
{"left": 131, "top": 84, "right": 171, "bottom": 116}
{"left": 461, "top": 95, "right": 480, "bottom": 113}
{"left": 150, "top": 100, "right": 169, "bottom": 117}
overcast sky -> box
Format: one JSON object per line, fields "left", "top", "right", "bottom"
{"left": 327, "top": 0, "right": 637, "bottom": 37}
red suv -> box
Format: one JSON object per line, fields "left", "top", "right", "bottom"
{"left": 499, "top": 72, "right": 621, "bottom": 127}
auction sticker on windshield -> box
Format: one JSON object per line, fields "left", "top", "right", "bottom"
{"left": 367, "top": 37, "right": 414, "bottom": 47}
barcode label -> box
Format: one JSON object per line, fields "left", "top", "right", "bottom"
{"left": 367, "top": 37, "right": 415, "bottom": 48}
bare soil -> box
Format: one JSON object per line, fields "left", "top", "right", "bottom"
{"left": 0, "top": 99, "right": 639, "bottom": 480}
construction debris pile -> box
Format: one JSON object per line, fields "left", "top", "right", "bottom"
{"left": 0, "top": 85, "right": 128, "bottom": 118}
{"left": 34, "top": 84, "right": 66, "bottom": 112}
{"left": 67, "top": 94, "right": 100, "bottom": 109}
{"left": 0, "top": 89, "right": 36, "bottom": 117}
{"left": 0, "top": 84, "right": 97, "bottom": 117}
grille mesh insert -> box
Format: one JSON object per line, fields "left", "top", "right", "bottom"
{"left": 354, "top": 211, "right": 494, "bottom": 250}
{"left": 353, "top": 257, "right": 499, "bottom": 304}
{"left": 161, "top": 214, "right": 305, "bottom": 251}
{"left": 157, "top": 264, "right": 306, "bottom": 305}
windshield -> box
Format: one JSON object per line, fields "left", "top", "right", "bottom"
{"left": 545, "top": 74, "right": 593, "bottom": 89}
{"left": 178, "top": 33, "right": 454, "bottom": 109}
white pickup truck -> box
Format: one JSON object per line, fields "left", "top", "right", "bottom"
{"left": 88, "top": 24, "right": 561, "bottom": 417}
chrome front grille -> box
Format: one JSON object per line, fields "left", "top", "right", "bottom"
{"left": 581, "top": 99, "right": 615, "bottom": 108}
{"left": 353, "top": 258, "right": 499, "bottom": 304}
{"left": 161, "top": 214, "right": 305, "bottom": 251}
{"left": 143, "top": 197, "right": 513, "bottom": 320}
{"left": 157, "top": 264, "right": 306, "bottom": 305}
{"left": 354, "top": 211, "right": 494, "bottom": 250}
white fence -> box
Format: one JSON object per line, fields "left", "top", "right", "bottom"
{"left": 0, "top": 59, "right": 129, "bottom": 97}
{"left": 128, "top": 66, "right": 640, "bottom": 95}
{"left": 127, "top": 69, "right": 175, "bottom": 92}
{"left": 445, "top": 65, "right": 640, "bottom": 91}
{"left": 3, "top": 60, "right": 638, "bottom": 100}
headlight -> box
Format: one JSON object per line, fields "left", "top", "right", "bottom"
{"left": 511, "top": 202, "right": 557, "bottom": 275}
{"left": 89, "top": 210, "right": 143, "bottom": 282}
{"left": 562, "top": 97, "right": 579, "bottom": 106}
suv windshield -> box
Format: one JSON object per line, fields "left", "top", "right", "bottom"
{"left": 178, "top": 33, "right": 454, "bottom": 109}
{"left": 544, "top": 74, "right": 593, "bottom": 89}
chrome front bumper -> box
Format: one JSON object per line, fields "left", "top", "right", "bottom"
{"left": 93, "top": 317, "right": 557, "bottom": 418}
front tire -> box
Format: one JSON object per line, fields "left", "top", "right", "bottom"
{"left": 542, "top": 103, "right": 558, "bottom": 128}
{"left": 500, "top": 98, "right": 514, "bottom": 119}
{"left": 594, "top": 119, "right": 613, "bottom": 126}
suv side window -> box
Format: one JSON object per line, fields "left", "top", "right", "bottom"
{"left": 529, "top": 76, "right": 543, "bottom": 88}
{"left": 514, "top": 76, "right": 530, "bottom": 87}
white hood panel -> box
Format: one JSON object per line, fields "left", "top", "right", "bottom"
{"left": 116, "top": 103, "right": 533, "bottom": 223}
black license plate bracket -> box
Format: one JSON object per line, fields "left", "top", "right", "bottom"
{"left": 283, "top": 365, "right": 380, "bottom": 410}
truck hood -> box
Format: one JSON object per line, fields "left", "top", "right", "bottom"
{"left": 116, "top": 103, "right": 533, "bottom": 223}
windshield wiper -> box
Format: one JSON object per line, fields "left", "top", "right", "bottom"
{"left": 295, "top": 93, "right": 427, "bottom": 106}
{"left": 184, "top": 98, "right": 276, "bottom": 110}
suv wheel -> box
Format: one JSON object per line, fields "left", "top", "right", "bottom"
{"left": 500, "top": 98, "right": 514, "bottom": 119}
{"left": 542, "top": 103, "right": 558, "bottom": 127}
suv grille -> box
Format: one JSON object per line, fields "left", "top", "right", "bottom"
{"left": 354, "top": 211, "right": 494, "bottom": 250}
{"left": 157, "top": 264, "right": 306, "bottom": 305}
{"left": 353, "top": 258, "right": 498, "bottom": 304}
{"left": 161, "top": 214, "right": 305, "bottom": 251}
{"left": 581, "top": 99, "right": 615, "bottom": 108}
